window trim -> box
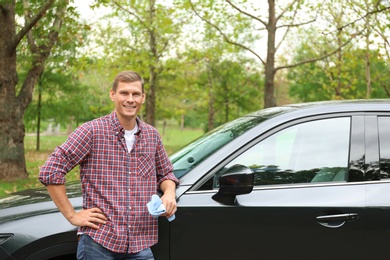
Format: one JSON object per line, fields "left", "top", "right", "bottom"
{"left": 192, "top": 113, "right": 356, "bottom": 191}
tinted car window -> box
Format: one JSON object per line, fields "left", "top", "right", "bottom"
{"left": 170, "top": 107, "right": 289, "bottom": 178}
{"left": 212, "top": 117, "right": 350, "bottom": 188}
{"left": 379, "top": 117, "right": 390, "bottom": 179}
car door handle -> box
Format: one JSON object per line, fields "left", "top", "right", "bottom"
{"left": 316, "top": 213, "right": 359, "bottom": 228}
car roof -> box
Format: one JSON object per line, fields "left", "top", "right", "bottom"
{"left": 246, "top": 99, "right": 390, "bottom": 119}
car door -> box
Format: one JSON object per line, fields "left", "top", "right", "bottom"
{"left": 365, "top": 114, "right": 390, "bottom": 259}
{"left": 169, "top": 115, "right": 367, "bottom": 260}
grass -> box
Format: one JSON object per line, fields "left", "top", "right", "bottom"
{"left": 0, "top": 125, "right": 203, "bottom": 197}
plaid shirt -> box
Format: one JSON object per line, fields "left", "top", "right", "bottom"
{"left": 39, "top": 112, "right": 178, "bottom": 253}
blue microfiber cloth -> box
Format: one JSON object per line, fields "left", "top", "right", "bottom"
{"left": 147, "top": 194, "right": 175, "bottom": 222}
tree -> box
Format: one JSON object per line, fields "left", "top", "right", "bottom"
{"left": 187, "top": 0, "right": 390, "bottom": 108}
{"left": 287, "top": 0, "right": 390, "bottom": 101}
{"left": 23, "top": 4, "right": 91, "bottom": 151}
{"left": 156, "top": 55, "right": 207, "bottom": 131}
{"left": 0, "top": 0, "right": 69, "bottom": 180}
{"left": 288, "top": 46, "right": 390, "bottom": 101}
{"left": 350, "top": 0, "right": 390, "bottom": 98}
{"left": 187, "top": 0, "right": 319, "bottom": 108}
{"left": 94, "top": 0, "right": 184, "bottom": 126}
{"left": 212, "top": 60, "right": 262, "bottom": 124}
{"left": 24, "top": 72, "right": 100, "bottom": 149}
{"left": 145, "top": 37, "right": 262, "bottom": 133}
{"left": 372, "top": 1, "right": 390, "bottom": 96}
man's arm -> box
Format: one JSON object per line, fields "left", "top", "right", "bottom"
{"left": 159, "top": 180, "right": 177, "bottom": 218}
{"left": 47, "top": 184, "right": 107, "bottom": 229}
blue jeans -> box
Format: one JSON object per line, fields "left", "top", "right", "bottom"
{"left": 77, "top": 234, "right": 155, "bottom": 260}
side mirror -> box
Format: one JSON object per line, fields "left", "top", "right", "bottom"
{"left": 212, "top": 164, "right": 254, "bottom": 205}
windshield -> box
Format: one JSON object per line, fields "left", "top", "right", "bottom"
{"left": 170, "top": 114, "right": 273, "bottom": 179}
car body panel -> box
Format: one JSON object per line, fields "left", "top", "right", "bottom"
{"left": 0, "top": 187, "right": 81, "bottom": 260}
{"left": 171, "top": 183, "right": 366, "bottom": 259}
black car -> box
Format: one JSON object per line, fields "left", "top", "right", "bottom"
{"left": 2, "top": 99, "right": 390, "bottom": 260}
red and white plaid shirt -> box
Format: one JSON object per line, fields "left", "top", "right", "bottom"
{"left": 39, "top": 112, "right": 178, "bottom": 253}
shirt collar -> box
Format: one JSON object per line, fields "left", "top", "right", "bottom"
{"left": 110, "top": 111, "right": 143, "bottom": 136}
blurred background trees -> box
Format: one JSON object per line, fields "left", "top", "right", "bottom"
{"left": 1, "top": 0, "right": 389, "bottom": 180}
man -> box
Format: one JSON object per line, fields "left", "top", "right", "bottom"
{"left": 39, "top": 70, "right": 178, "bottom": 260}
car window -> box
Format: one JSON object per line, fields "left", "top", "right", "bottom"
{"left": 201, "top": 117, "right": 350, "bottom": 189}
{"left": 170, "top": 107, "right": 289, "bottom": 179}
{"left": 379, "top": 117, "right": 390, "bottom": 179}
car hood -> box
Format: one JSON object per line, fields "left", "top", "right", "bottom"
{"left": 0, "top": 181, "right": 82, "bottom": 224}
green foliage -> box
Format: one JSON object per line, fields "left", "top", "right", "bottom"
{"left": 16, "top": 0, "right": 96, "bottom": 134}
{"left": 23, "top": 69, "right": 105, "bottom": 133}
{"left": 20, "top": 0, "right": 390, "bottom": 140}
{"left": 288, "top": 43, "right": 390, "bottom": 101}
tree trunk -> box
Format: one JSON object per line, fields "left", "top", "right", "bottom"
{"left": 0, "top": 103, "right": 27, "bottom": 181}
{"left": 336, "top": 30, "right": 343, "bottom": 97}
{"left": 0, "top": 1, "right": 64, "bottom": 180}
{"left": 365, "top": 3, "right": 371, "bottom": 99}
{"left": 264, "top": 0, "right": 277, "bottom": 108}
{"left": 36, "top": 83, "right": 42, "bottom": 151}
{"left": 207, "top": 60, "right": 215, "bottom": 132}
{"left": 36, "top": 74, "right": 44, "bottom": 151}
{"left": 0, "top": 2, "right": 27, "bottom": 180}
{"left": 146, "top": 0, "right": 157, "bottom": 126}
{"left": 146, "top": 69, "right": 157, "bottom": 126}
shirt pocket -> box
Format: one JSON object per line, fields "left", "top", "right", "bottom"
{"left": 137, "top": 152, "right": 155, "bottom": 179}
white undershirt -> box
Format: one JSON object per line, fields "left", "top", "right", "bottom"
{"left": 124, "top": 123, "right": 138, "bottom": 153}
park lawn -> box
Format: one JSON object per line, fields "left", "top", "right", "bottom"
{"left": 0, "top": 126, "right": 203, "bottom": 197}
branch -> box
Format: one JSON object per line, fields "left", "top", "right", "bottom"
{"left": 23, "top": 1, "right": 38, "bottom": 53}
{"left": 277, "top": 14, "right": 317, "bottom": 30}
{"left": 276, "top": 0, "right": 318, "bottom": 31}
{"left": 26, "top": 30, "right": 37, "bottom": 53}
{"left": 189, "top": 0, "right": 265, "bottom": 65}
{"left": 10, "top": 0, "right": 55, "bottom": 52}
{"left": 276, "top": 0, "right": 300, "bottom": 22}
{"left": 275, "top": 1, "right": 300, "bottom": 53}
{"left": 158, "top": 39, "right": 169, "bottom": 59}
{"left": 276, "top": 29, "right": 364, "bottom": 71}
{"left": 338, "top": 5, "right": 390, "bottom": 31}
{"left": 375, "top": 70, "right": 390, "bottom": 97}
{"left": 372, "top": 8, "right": 390, "bottom": 47}
{"left": 17, "top": 2, "right": 66, "bottom": 111}
{"left": 226, "top": 0, "right": 267, "bottom": 27}
{"left": 112, "top": 1, "right": 149, "bottom": 32}
{"left": 279, "top": 3, "right": 390, "bottom": 72}
{"left": 275, "top": 12, "right": 317, "bottom": 52}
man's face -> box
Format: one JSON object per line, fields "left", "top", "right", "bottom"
{"left": 110, "top": 81, "right": 145, "bottom": 122}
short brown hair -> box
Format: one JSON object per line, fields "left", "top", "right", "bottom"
{"left": 112, "top": 71, "right": 144, "bottom": 93}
